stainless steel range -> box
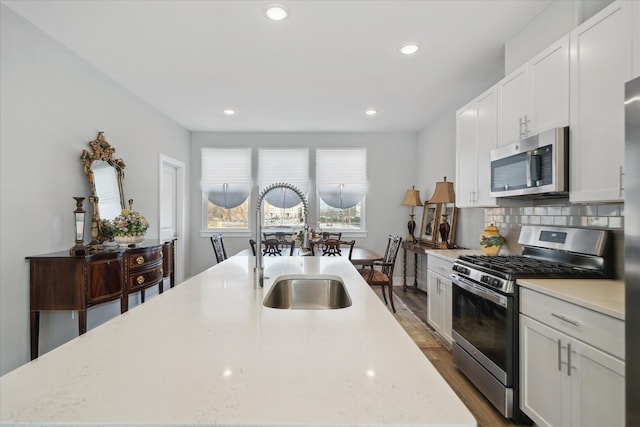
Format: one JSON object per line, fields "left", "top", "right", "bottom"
{"left": 449, "top": 225, "right": 610, "bottom": 423}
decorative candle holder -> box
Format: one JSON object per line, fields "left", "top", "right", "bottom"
{"left": 70, "top": 197, "right": 88, "bottom": 256}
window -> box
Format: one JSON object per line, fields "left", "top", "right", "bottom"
{"left": 258, "top": 148, "right": 309, "bottom": 229}
{"left": 316, "top": 148, "right": 367, "bottom": 231}
{"left": 201, "top": 148, "right": 251, "bottom": 230}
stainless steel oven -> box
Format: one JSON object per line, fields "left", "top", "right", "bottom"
{"left": 450, "top": 273, "right": 517, "bottom": 419}
{"left": 450, "top": 225, "right": 610, "bottom": 424}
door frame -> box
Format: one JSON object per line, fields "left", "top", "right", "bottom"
{"left": 159, "top": 154, "right": 186, "bottom": 283}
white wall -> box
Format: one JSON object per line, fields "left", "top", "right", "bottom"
{"left": 0, "top": 5, "right": 190, "bottom": 375}
{"left": 189, "top": 132, "right": 417, "bottom": 276}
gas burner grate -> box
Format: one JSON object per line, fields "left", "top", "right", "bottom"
{"left": 458, "top": 255, "right": 605, "bottom": 278}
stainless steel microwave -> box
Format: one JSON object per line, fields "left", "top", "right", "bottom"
{"left": 490, "top": 127, "right": 569, "bottom": 198}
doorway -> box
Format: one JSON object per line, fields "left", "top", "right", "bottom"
{"left": 159, "top": 154, "right": 186, "bottom": 283}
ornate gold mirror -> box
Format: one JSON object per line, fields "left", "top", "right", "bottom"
{"left": 81, "top": 132, "right": 126, "bottom": 244}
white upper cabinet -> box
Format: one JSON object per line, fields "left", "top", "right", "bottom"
{"left": 529, "top": 35, "right": 571, "bottom": 137}
{"left": 570, "top": 0, "right": 635, "bottom": 203}
{"left": 456, "top": 85, "right": 498, "bottom": 207}
{"left": 498, "top": 35, "right": 570, "bottom": 147}
{"left": 497, "top": 64, "right": 528, "bottom": 146}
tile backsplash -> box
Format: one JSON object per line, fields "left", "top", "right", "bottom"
{"left": 483, "top": 202, "right": 624, "bottom": 278}
{"left": 486, "top": 203, "right": 624, "bottom": 231}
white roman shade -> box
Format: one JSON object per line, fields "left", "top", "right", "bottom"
{"left": 201, "top": 148, "right": 252, "bottom": 209}
{"left": 316, "top": 148, "right": 367, "bottom": 209}
{"left": 258, "top": 148, "right": 309, "bottom": 208}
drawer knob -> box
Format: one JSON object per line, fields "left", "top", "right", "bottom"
{"left": 136, "top": 256, "right": 145, "bottom": 265}
{"left": 136, "top": 275, "right": 145, "bottom": 285}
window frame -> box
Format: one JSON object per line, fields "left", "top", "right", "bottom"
{"left": 200, "top": 146, "right": 369, "bottom": 237}
{"left": 200, "top": 147, "right": 252, "bottom": 235}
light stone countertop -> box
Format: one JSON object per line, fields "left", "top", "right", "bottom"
{"left": 517, "top": 278, "right": 625, "bottom": 321}
{"left": 424, "top": 249, "right": 484, "bottom": 262}
{"left": 0, "top": 256, "right": 476, "bottom": 426}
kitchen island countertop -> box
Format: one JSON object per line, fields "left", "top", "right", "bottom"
{"left": 1, "top": 256, "right": 476, "bottom": 426}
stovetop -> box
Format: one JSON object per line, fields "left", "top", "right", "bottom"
{"left": 451, "top": 225, "right": 610, "bottom": 294}
{"left": 456, "top": 254, "right": 607, "bottom": 279}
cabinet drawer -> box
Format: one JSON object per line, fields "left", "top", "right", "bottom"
{"left": 427, "top": 254, "right": 454, "bottom": 277}
{"left": 127, "top": 248, "right": 163, "bottom": 270}
{"left": 520, "top": 287, "right": 624, "bottom": 360}
{"left": 86, "top": 257, "right": 123, "bottom": 305}
{"left": 127, "top": 265, "right": 163, "bottom": 292}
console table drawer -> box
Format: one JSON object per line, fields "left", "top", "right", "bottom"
{"left": 127, "top": 265, "right": 163, "bottom": 292}
{"left": 127, "top": 247, "right": 163, "bottom": 270}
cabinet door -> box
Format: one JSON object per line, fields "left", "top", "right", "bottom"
{"left": 570, "top": 1, "right": 633, "bottom": 203}
{"left": 475, "top": 87, "right": 498, "bottom": 206}
{"left": 569, "top": 339, "right": 625, "bottom": 427}
{"left": 498, "top": 63, "right": 528, "bottom": 146}
{"left": 86, "top": 256, "right": 123, "bottom": 305}
{"left": 441, "top": 276, "right": 452, "bottom": 346}
{"left": 455, "top": 101, "right": 477, "bottom": 207}
{"left": 529, "top": 34, "right": 570, "bottom": 135}
{"left": 520, "top": 315, "right": 569, "bottom": 427}
{"left": 427, "top": 270, "right": 443, "bottom": 333}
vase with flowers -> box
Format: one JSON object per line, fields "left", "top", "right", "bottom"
{"left": 101, "top": 208, "right": 149, "bottom": 247}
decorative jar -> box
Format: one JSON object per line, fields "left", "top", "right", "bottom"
{"left": 479, "top": 223, "right": 504, "bottom": 256}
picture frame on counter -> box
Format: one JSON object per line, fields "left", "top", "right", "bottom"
{"left": 438, "top": 203, "right": 458, "bottom": 248}
{"left": 420, "top": 202, "right": 440, "bottom": 246}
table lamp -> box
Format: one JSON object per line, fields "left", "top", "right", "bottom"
{"left": 401, "top": 186, "right": 423, "bottom": 243}
{"left": 427, "top": 176, "right": 456, "bottom": 248}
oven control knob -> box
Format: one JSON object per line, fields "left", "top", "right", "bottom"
{"left": 491, "top": 278, "right": 502, "bottom": 288}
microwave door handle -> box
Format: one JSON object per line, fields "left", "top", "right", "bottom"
{"left": 528, "top": 153, "right": 542, "bottom": 187}
{"left": 526, "top": 151, "right": 532, "bottom": 187}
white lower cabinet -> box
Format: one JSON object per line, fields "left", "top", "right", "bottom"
{"left": 519, "top": 289, "right": 625, "bottom": 427}
{"left": 427, "top": 255, "right": 453, "bottom": 346}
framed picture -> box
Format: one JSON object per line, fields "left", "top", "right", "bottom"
{"left": 438, "top": 203, "right": 458, "bottom": 248}
{"left": 420, "top": 203, "right": 441, "bottom": 245}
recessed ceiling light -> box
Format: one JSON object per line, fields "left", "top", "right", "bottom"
{"left": 265, "top": 4, "right": 288, "bottom": 21}
{"left": 400, "top": 43, "right": 421, "bottom": 55}
{"left": 223, "top": 108, "right": 236, "bottom": 115}
{"left": 365, "top": 109, "right": 377, "bottom": 116}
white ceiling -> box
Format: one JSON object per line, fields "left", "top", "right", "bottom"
{"left": 3, "top": 0, "right": 552, "bottom": 133}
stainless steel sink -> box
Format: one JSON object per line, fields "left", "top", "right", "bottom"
{"left": 263, "top": 275, "right": 352, "bottom": 309}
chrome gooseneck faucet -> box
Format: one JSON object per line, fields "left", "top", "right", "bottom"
{"left": 255, "top": 183, "right": 309, "bottom": 288}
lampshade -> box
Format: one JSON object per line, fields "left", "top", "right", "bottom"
{"left": 428, "top": 176, "right": 455, "bottom": 204}
{"left": 401, "top": 186, "right": 423, "bottom": 207}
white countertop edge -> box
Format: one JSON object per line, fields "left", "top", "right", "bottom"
{"left": 423, "top": 249, "right": 483, "bottom": 262}
{"left": 517, "top": 278, "right": 625, "bottom": 320}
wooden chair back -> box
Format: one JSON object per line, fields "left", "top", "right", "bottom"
{"left": 210, "top": 234, "right": 227, "bottom": 263}
{"left": 251, "top": 238, "right": 295, "bottom": 256}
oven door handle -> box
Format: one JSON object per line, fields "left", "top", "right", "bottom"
{"left": 450, "top": 274, "right": 508, "bottom": 307}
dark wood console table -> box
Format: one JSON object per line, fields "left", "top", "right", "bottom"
{"left": 402, "top": 241, "right": 437, "bottom": 294}
{"left": 27, "top": 240, "right": 175, "bottom": 360}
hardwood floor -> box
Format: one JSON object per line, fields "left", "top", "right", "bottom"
{"left": 394, "top": 288, "right": 531, "bottom": 427}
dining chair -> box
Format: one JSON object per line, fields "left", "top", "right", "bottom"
{"left": 210, "top": 234, "right": 228, "bottom": 264}
{"left": 321, "top": 232, "right": 342, "bottom": 241}
{"left": 359, "top": 235, "right": 402, "bottom": 313}
{"left": 251, "top": 238, "right": 295, "bottom": 256}
{"left": 313, "top": 232, "right": 342, "bottom": 253}
{"left": 311, "top": 239, "right": 355, "bottom": 259}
